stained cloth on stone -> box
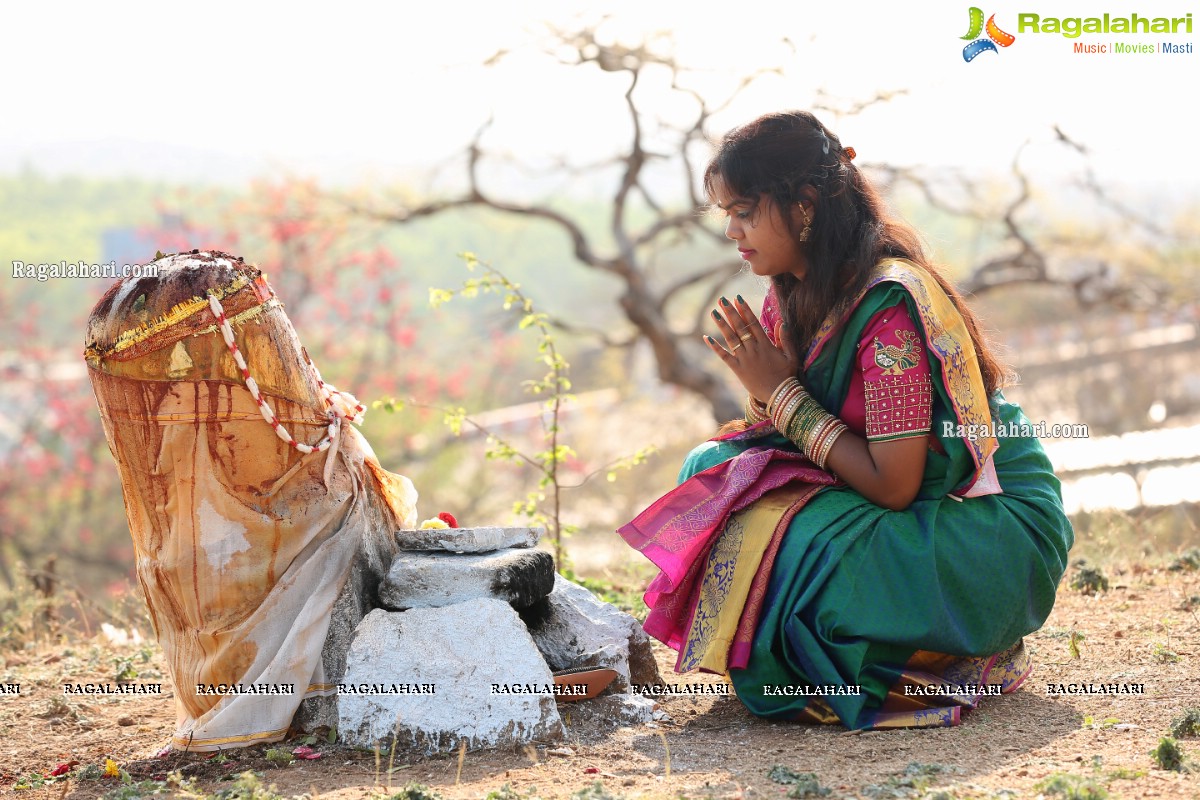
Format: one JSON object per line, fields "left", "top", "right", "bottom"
{"left": 85, "top": 253, "right": 416, "bottom": 750}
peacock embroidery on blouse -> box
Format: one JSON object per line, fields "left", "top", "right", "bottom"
{"left": 872, "top": 329, "right": 923, "bottom": 375}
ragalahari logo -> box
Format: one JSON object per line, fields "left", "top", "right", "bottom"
{"left": 961, "top": 7, "right": 1016, "bottom": 61}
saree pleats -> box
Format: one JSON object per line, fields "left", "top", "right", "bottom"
{"left": 718, "top": 399, "right": 1069, "bottom": 727}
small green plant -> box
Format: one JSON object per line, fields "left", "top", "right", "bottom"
{"left": 200, "top": 771, "right": 284, "bottom": 800}
{"left": 101, "top": 779, "right": 173, "bottom": 800}
{"left": 1152, "top": 643, "right": 1181, "bottom": 663}
{"left": 263, "top": 747, "right": 293, "bottom": 767}
{"left": 1150, "top": 737, "right": 1190, "bottom": 772}
{"left": 862, "top": 763, "right": 956, "bottom": 798}
{"left": 1169, "top": 707, "right": 1200, "bottom": 738}
{"left": 1033, "top": 773, "right": 1108, "bottom": 800}
{"left": 559, "top": 566, "right": 647, "bottom": 617}
{"left": 78, "top": 763, "right": 106, "bottom": 780}
{"left": 1081, "top": 715, "right": 1120, "bottom": 730}
{"left": 1152, "top": 616, "right": 1181, "bottom": 663}
{"left": 1069, "top": 560, "right": 1109, "bottom": 594}
{"left": 768, "top": 765, "right": 804, "bottom": 784}
{"left": 570, "top": 782, "right": 624, "bottom": 800}
{"left": 1167, "top": 546, "right": 1200, "bottom": 571}
{"left": 766, "top": 766, "right": 831, "bottom": 797}
{"left": 13, "top": 772, "right": 49, "bottom": 791}
{"left": 1068, "top": 630, "right": 1086, "bottom": 659}
{"left": 383, "top": 784, "right": 445, "bottom": 800}
{"left": 380, "top": 254, "right": 654, "bottom": 570}
{"left": 113, "top": 656, "right": 139, "bottom": 682}
{"left": 484, "top": 784, "right": 544, "bottom": 800}
{"left": 38, "top": 695, "right": 80, "bottom": 721}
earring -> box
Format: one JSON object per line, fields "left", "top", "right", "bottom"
{"left": 797, "top": 204, "right": 812, "bottom": 242}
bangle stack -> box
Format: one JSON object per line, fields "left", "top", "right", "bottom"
{"left": 745, "top": 394, "right": 769, "bottom": 424}
{"left": 766, "top": 377, "right": 848, "bottom": 471}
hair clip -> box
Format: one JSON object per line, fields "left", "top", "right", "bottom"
{"left": 844, "top": 146, "right": 857, "bottom": 161}
{"left": 818, "top": 131, "right": 831, "bottom": 155}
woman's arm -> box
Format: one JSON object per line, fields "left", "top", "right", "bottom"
{"left": 824, "top": 300, "right": 933, "bottom": 510}
{"left": 707, "top": 294, "right": 932, "bottom": 511}
{"left": 824, "top": 433, "right": 927, "bottom": 511}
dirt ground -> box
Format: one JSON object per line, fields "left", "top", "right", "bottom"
{"left": 3, "top": 565, "right": 1198, "bottom": 800}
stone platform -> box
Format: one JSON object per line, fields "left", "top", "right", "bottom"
{"left": 380, "top": 548, "right": 556, "bottom": 610}
{"left": 330, "top": 526, "right": 663, "bottom": 751}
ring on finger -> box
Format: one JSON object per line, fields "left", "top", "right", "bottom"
{"left": 738, "top": 330, "right": 755, "bottom": 342}
{"left": 730, "top": 342, "right": 744, "bottom": 352}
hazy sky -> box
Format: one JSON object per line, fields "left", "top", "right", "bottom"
{"left": 4, "top": 0, "right": 1198, "bottom": 189}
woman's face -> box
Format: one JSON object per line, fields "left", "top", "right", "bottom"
{"left": 710, "top": 176, "right": 810, "bottom": 280}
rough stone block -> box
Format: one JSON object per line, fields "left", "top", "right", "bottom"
{"left": 520, "top": 575, "right": 664, "bottom": 694}
{"left": 395, "top": 526, "right": 542, "bottom": 553}
{"left": 337, "top": 601, "right": 565, "bottom": 751}
{"left": 379, "top": 549, "right": 555, "bottom": 611}
{"left": 560, "top": 692, "right": 655, "bottom": 734}
{"left": 294, "top": 516, "right": 396, "bottom": 732}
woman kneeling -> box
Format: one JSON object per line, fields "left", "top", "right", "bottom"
{"left": 619, "top": 111, "right": 1073, "bottom": 730}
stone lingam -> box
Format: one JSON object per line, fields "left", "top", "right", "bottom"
{"left": 84, "top": 251, "right": 661, "bottom": 754}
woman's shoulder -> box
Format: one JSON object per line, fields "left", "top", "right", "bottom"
{"left": 866, "top": 258, "right": 929, "bottom": 293}
{"left": 844, "top": 260, "right": 924, "bottom": 319}
{"left": 855, "top": 258, "right": 961, "bottom": 330}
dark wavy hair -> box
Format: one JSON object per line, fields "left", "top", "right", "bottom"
{"left": 703, "top": 110, "right": 1010, "bottom": 395}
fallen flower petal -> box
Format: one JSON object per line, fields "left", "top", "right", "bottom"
{"left": 47, "top": 760, "right": 79, "bottom": 777}
{"left": 291, "top": 746, "right": 322, "bottom": 760}
{"left": 437, "top": 512, "right": 459, "bottom": 528}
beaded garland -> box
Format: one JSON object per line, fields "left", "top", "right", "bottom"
{"left": 206, "top": 289, "right": 365, "bottom": 454}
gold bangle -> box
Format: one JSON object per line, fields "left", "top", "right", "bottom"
{"left": 808, "top": 415, "right": 836, "bottom": 452}
{"left": 775, "top": 391, "right": 808, "bottom": 434}
{"left": 745, "top": 394, "right": 769, "bottom": 423}
{"left": 814, "top": 420, "right": 847, "bottom": 470}
{"left": 767, "top": 378, "right": 801, "bottom": 417}
{"left": 807, "top": 417, "right": 836, "bottom": 466}
{"left": 771, "top": 383, "right": 806, "bottom": 426}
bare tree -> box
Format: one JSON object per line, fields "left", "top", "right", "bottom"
{"left": 350, "top": 28, "right": 795, "bottom": 420}
{"left": 348, "top": 25, "right": 1189, "bottom": 422}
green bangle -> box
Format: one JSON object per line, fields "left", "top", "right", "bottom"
{"left": 776, "top": 391, "right": 807, "bottom": 434}
{"left": 788, "top": 396, "right": 832, "bottom": 455}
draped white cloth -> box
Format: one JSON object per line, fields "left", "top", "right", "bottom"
{"left": 87, "top": 254, "right": 417, "bottom": 750}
